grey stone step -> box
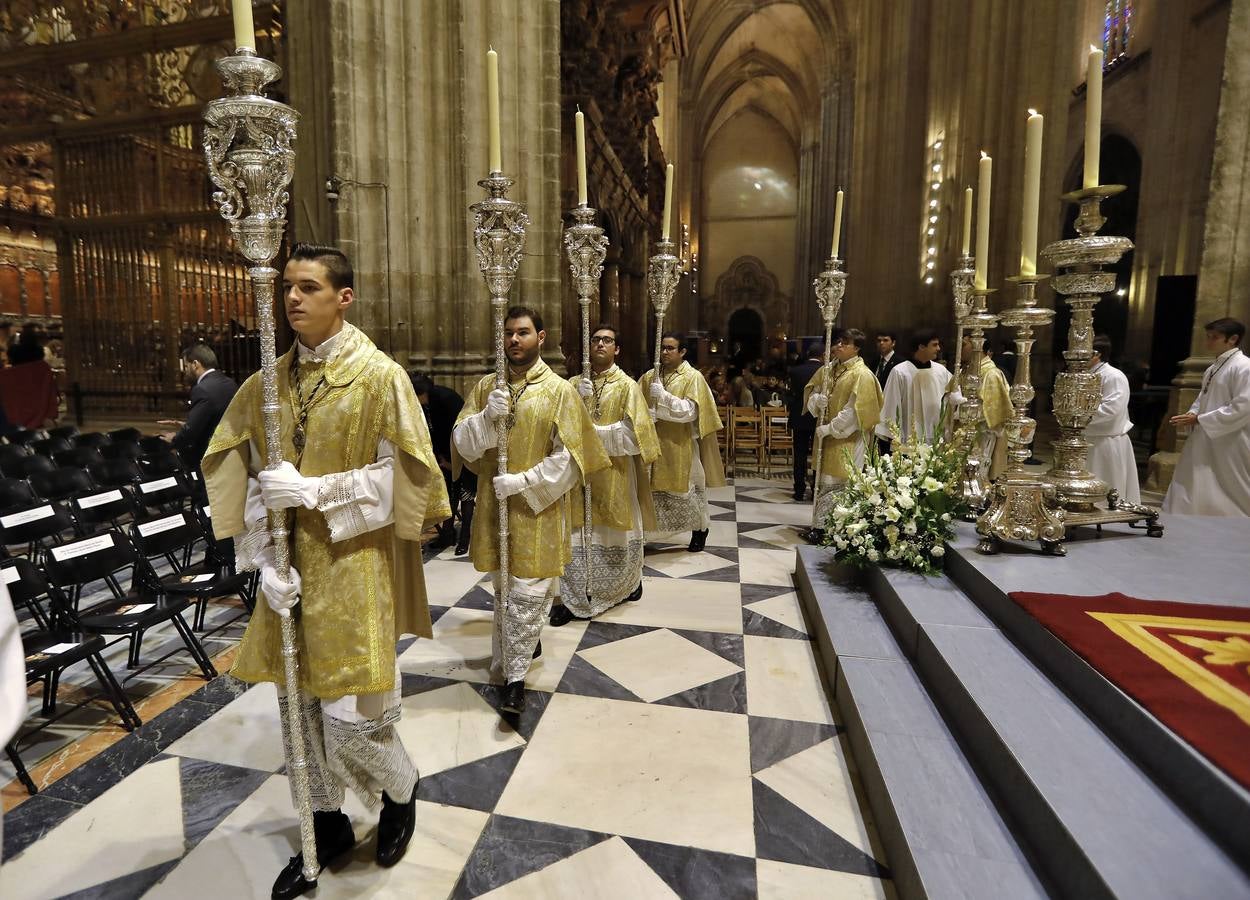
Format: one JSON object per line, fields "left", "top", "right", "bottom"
{"left": 795, "top": 547, "right": 1049, "bottom": 900}
{"left": 874, "top": 565, "right": 1250, "bottom": 900}
{"left": 943, "top": 522, "right": 1250, "bottom": 864}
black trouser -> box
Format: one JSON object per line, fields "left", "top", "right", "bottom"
{"left": 793, "top": 428, "right": 814, "bottom": 498}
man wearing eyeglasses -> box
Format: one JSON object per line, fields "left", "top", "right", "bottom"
{"left": 639, "top": 332, "right": 726, "bottom": 552}
{"left": 550, "top": 325, "right": 660, "bottom": 626}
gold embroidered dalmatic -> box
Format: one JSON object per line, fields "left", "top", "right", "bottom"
{"left": 804, "top": 356, "right": 883, "bottom": 479}
{"left": 202, "top": 324, "right": 450, "bottom": 700}
{"left": 572, "top": 366, "right": 660, "bottom": 531}
{"left": 454, "top": 359, "right": 609, "bottom": 579}
{"left": 638, "top": 361, "right": 726, "bottom": 492}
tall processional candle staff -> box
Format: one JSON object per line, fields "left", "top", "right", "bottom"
{"left": 202, "top": 18, "right": 319, "bottom": 883}
{"left": 471, "top": 48, "right": 530, "bottom": 608}
{"left": 649, "top": 164, "right": 680, "bottom": 417}
{"left": 810, "top": 189, "right": 847, "bottom": 528}
{"left": 565, "top": 109, "right": 608, "bottom": 602}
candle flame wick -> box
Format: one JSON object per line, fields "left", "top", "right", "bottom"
{"left": 1090, "top": 44, "right": 1099, "bottom": 53}
{"left": 980, "top": 150, "right": 988, "bottom": 159}
{"left": 1028, "top": 108, "right": 1039, "bottom": 116}
{"left": 489, "top": 44, "right": 495, "bottom": 53}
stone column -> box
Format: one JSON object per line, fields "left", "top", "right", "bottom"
{"left": 1147, "top": 0, "right": 1250, "bottom": 492}
{"left": 287, "top": 0, "right": 563, "bottom": 395}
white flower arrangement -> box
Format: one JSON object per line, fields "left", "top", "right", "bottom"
{"left": 821, "top": 423, "right": 967, "bottom": 575}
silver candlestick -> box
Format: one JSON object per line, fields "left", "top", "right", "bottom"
{"left": 471, "top": 173, "right": 530, "bottom": 609}
{"left": 976, "top": 274, "right": 1065, "bottom": 554}
{"left": 202, "top": 48, "right": 317, "bottom": 882}
{"left": 810, "top": 257, "right": 847, "bottom": 527}
{"left": 647, "top": 237, "right": 681, "bottom": 413}
{"left": 563, "top": 204, "right": 608, "bottom": 606}
{"left": 950, "top": 254, "right": 999, "bottom": 517}
{"left": 1042, "top": 186, "right": 1162, "bottom": 537}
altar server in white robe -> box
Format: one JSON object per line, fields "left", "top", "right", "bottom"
{"left": 1084, "top": 335, "right": 1141, "bottom": 505}
{"left": 875, "top": 331, "right": 950, "bottom": 447}
{"left": 1163, "top": 318, "right": 1250, "bottom": 517}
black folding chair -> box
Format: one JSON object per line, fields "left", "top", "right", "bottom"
{"left": 0, "top": 476, "right": 38, "bottom": 511}
{"left": 99, "top": 442, "right": 143, "bottom": 462}
{"left": 43, "top": 530, "right": 217, "bottom": 679}
{"left": 131, "top": 511, "right": 252, "bottom": 631}
{"left": 72, "top": 432, "right": 110, "bottom": 449}
{"left": 0, "top": 445, "right": 33, "bottom": 478}
{"left": 196, "top": 501, "right": 255, "bottom": 614}
{"left": 55, "top": 445, "right": 105, "bottom": 470}
{"left": 139, "top": 448, "right": 185, "bottom": 478}
{"left": 31, "top": 436, "right": 72, "bottom": 459}
{"left": 107, "top": 428, "right": 142, "bottom": 445}
{"left": 46, "top": 425, "right": 79, "bottom": 442}
{"left": 0, "top": 500, "right": 75, "bottom": 558}
{"left": 6, "top": 428, "right": 39, "bottom": 448}
{"left": 70, "top": 485, "right": 137, "bottom": 537}
{"left": 29, "top": 466, "right": 93, "bottom": 504}
{"left": 89, "top": 457, "right": 144, "bottom": 488}
{"left": 133, "top": 471, "right": 194, "bottom": 514}
{"left": 8, "top": 455, "right": 55, "bottom": 480}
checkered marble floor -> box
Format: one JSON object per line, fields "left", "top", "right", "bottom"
{"left": 1, "top": 478, "right": 892, "bottom": 899}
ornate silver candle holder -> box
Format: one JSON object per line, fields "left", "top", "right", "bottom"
{"left": 647, "top": 237, "right": 681, "bottom": 410}
{"left": 203, "top": 48, "right": 318, "bottom": 880}
{"left": 976, "top": 274, "right": 1065, "bottom": 554}
{"left": 471, "top": 173, "right": 530, "bottom": 599}
{"left": 1041, "top": 186, "right": 1162, "bottom": 537}
{"left": 950, "top": 255, "right": 999, "bottom": 517}
{"left": 563, "top": 204, "right": 608, "bottom": 603}
{"left": 809, "top": 257, "right": 846, "bottom": 527}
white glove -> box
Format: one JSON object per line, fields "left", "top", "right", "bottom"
{"left": 484, "top": 388, "right": 510, "bottom": 422}
{"left": 949, "top": 389, "right": 966, "bottom": 406}
{"left": 258, "top": 461, "right": 319, "bottom": 511}
{"left": 809, "top": 392, "right": 829, "bottom": 415}
{"left": 493, "top": 472, "right": 530, "bottom": 499}
{"left": 649, "top": 382, "right": 666, "bottom": 405}
{"left": 578, "top": 377, "right": 593, "bottom": 399}
{"left": 815, "top": 423, "right": 835, "bottom": 440}
{"left": 261, "top": 562, "right": 301, "bottom": 617}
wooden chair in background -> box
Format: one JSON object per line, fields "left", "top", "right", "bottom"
{"left": 731, "top": 407, "right": 764, "bottom": 475}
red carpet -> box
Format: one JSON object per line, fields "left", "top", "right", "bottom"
{"left": 1010, "top": 590, "right": 1250, "bottom": 790}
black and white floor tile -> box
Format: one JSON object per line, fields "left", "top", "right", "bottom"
{"left": 1, "top": 478, "right": 892, "bottom": 899}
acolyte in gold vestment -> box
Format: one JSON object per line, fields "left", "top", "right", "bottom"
{"left": 570, "top": 365, "right": 660, "bottom": 531}
{"left": 638, "top": 361, "right": 726, "bottom": 493}
{"left": 453, "top": 359, "right": 609, "bottom": 579}
{"left": 803, "top": 356, "right": 884, "bottom": 480}
{"left": 202, "top": 324, "right": 451, "bottom": 700}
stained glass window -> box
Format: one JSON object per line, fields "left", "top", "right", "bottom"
{"left": 1103, "top": 0, "right": 1134, "bottom": 61}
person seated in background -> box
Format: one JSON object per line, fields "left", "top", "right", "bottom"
{"left": 7, "top": 323, "right": 45, "bottom": 366}
{"left": 729, "top": 373, "right": 754, "bottom": 407}
{"left": 0, "top": 335, "right": 58, "bottom": 429}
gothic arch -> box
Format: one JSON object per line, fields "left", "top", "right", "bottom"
{"left": 708, "top": 256, "right": 788, "bottom": 352}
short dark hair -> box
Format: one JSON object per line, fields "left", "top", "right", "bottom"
{"left": 1092, "top": 334, "right": 1114, "bottom": 360}
{"left": 661, "top": 331, "right": 687, "bottom": 350}
{"left": 288, "top": 243, "right": 354, "bottom": 290}
{"left": 592, "top": 323, "right": 619, "bottom": 341}
{"left": 875, "top": 331, "right": 897, "bottom": 342}
{"left": 410, "top": 373, "right": 433, "bottom": 396}
{"left": 807, "top": 343, "right": 825, "bottom": 359}
{"left": 505, "top": 305, "right": 544, "bottom": 333}
{"left": 1205, "top": 317, "right": 1245, "bottom": 346}
{"left": 181, "top": 344, "right": 218, "bottom": 369}
{"left": 911, "top": 330, "right": 940, "bottom": 352}
{"left": 837, "top": 328, "right": 868, "bottom": 351}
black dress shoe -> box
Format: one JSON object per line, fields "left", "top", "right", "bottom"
{"left": 501, "top": 680, "right": 526, "bottom": 714}
{"left": 688, "top": 529, "right": 709, "bottom": 552}
{"left": 549, "top": 604, "right": 577, "bottom": 627}
{"left": 376, "top": 783, "right": 419, "bottom": 867}
{"left": 625, "top": 582, "right": 643, "bottom": 602}
{"left": 271, "top": 809, "right": 356, "bottom": 900}
{"left": 532, "top": 640, "right": 542, "bottom": 659}
{"left": 455, "top": 500, "right": 474, "bottom": 555}
{"left": 429, "top": 521, "right": 456, "bottom": 551}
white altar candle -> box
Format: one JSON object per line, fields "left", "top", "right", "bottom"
{"left": 487, "top": 48, "right": 502, "bottom": 173}
{"left": 975, "top": 152, "right": 992, "bottom": 290}
{"left": 1020, "top": 110, "right": 1044, "bottom": 278}
{"left": 1084, "top": 46, "right": 1103, "bottom": 189}
{"left": 831, "top": 188, "right": 845, "bottom": 258}
{"left": 575, "top": 109, "right": 588, "bottom": 206}
{"left": 661, "top": 163, "right": 674, "bottom": 241}
{"left": 961, "top": 186, "right": 973, "bottom": 257}
{"left": 232, "top": 0, "right": 255, "bottom": 52}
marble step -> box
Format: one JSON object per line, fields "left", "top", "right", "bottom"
{"left": 942, "top": 523, "right": 1250, "bottom": 864}
{"left": 871, "top": 565, "right": 1250, "bottom": 900}
{"left": 794, "top": 547, "right": 1048, "bottom": 900}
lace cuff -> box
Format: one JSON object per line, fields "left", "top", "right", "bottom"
{"left": 234, "top": 517, "right": 274, "bottom": 572}
{"left": 317, "top": 470, "right": 370, "bottom": 542}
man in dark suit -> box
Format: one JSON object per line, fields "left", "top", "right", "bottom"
{"left": 788, "top": 344, "right": 824, "bottom": 502}
{"left": 412, "top": 373, "right": 477, "bottom": 554}
{"left": 166, "top": 344, "right": 238, "bottom": 474}
{"left": 873, "top": 331, "right": 899, "bottom": 388}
